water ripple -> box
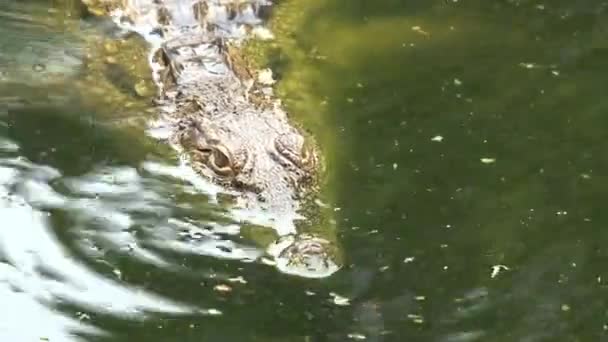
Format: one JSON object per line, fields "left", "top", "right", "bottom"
{"left": 0, "top": 133, "right": 267, "bottom": 340}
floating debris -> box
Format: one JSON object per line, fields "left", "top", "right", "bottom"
{"left": 32, "top": 63, "right": 46, "bottom": 72}
{"left": 330, "top": 292, "right": 351, "bottom": 306}
{"left": 480, "top": 158, "right": 496, "bottom": 164}
{"left": 453, "top": 78, "right": 462, "bottom": 86}
{"left": 411, "top": 26, "right": 429, "bottom": 36}
{"left": 347, "top": 333, "right": 367, "bottom": 340}
{"left": 407, "top": 313, "right": 425, "bottom": 324}
{"left": 490, "top": 264, "right": 509, "bottom": 278}
{"left": 214, "top": 284, "right": 232, "bottom": 293}
{"left": 519, "top": 62, "right": 558, "bottom": 70}
{"left": 228, "top": 276, "right": 247, "bottom": 284}
{"left": 204, "top": 308, "right": 223, "bottom": 316}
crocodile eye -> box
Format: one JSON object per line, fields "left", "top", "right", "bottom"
{"left": 208, "top": 146, "right": 234, "bottom": 176}
{"left": 212, "top": 149, "right": 230, "bottom": 167}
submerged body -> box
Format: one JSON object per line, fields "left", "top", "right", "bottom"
{"left": 83, "top": 0, "right": 341, "bottom": 278}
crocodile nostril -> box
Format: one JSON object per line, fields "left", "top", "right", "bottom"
{"left": 274, "top": 133, "right": 316, "bottom": 171}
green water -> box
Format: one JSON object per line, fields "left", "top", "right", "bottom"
{"left": 3, "top": 0, "right": 608, "bottom": 341}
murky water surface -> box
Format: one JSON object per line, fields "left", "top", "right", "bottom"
{"left": 2, "top": 0, "right": 608, "bottom": 341}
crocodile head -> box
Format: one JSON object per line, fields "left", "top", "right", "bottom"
{"left": 164, "top": 73, "right": 341, "bottom": 278}
{"left": 173, "top": 96, "right": 317, "bottom": 209}
{"left": 173, "top": 111, "right": 343, "bottom": 279}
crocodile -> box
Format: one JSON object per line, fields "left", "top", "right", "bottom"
{"left": 82, "top": 0, "right": 341, "bottom": 278}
